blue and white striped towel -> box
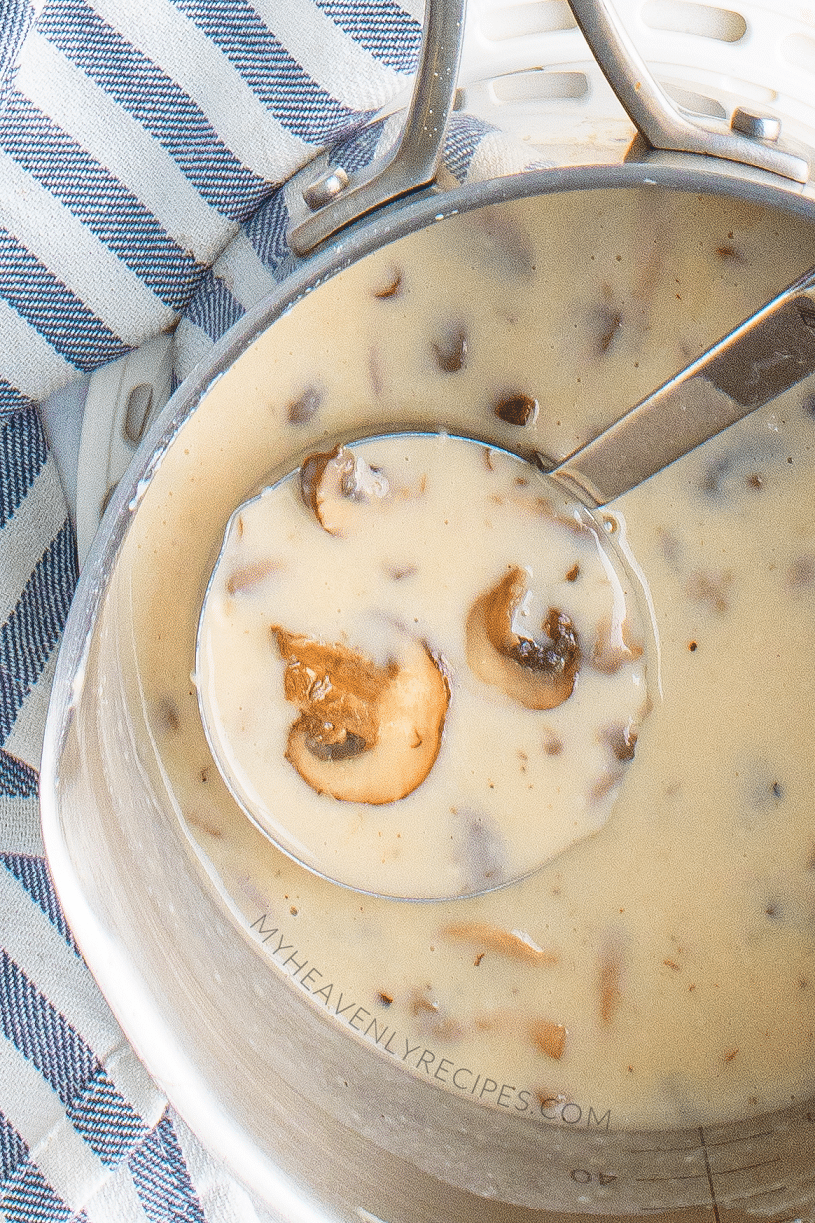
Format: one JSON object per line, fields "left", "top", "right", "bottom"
{"left": 0, "top": 1, "right": 541, "bottom": 1218}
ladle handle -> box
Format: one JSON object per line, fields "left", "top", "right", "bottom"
{"left": 549, "top": 272, "right": 815, "bottom": 507}
{"left": 567, "top": 0, "right": 809, "bottom": 183}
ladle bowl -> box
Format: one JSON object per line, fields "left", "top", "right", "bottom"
{"left": 194, "top": 431, "right": 653, "bottom": 902}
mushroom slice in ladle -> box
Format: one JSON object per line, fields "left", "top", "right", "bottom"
{"left": 272, "top": 627, "right": 450, "bottom": 804}
{"left": 300, "top": 445, "right": 390, "bottom": 537}
{"left": 466, "top": 566, "right": 580, "bottom": 710}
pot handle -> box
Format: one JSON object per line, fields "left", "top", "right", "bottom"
{"left": 568, "top": 0, "right": 809, "bottom": 185}
{"left": 287, "top": 0, "right": 465, "bottom": 256}
{"left": 288, "top": 0, "right": 809, "bottom": 257}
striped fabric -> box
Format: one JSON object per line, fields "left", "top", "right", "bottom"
{"left": 0, "top": 411, "right": 279, "bottom": 1221}
{"left": 0, "top": 0, "right": 423, "bottom": 411}
{"left": 0, "top": 0, "right": 541, "bottom": 1217}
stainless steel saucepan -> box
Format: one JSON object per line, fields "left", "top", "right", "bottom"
{"left": 41, "top": 1, "right": 815, "bottom": 1219}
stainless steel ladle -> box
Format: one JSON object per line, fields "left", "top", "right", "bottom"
{"left": 547, "top": 265, "right": 815, "bottom": 505}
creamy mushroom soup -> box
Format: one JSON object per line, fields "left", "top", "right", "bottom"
{"left": 197, "top": 434, "right": 649, "bottom": 899}
{"left": 119, "top": 188, "right": 815, "bottom": 1131}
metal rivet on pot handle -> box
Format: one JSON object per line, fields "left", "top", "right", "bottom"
{"left": 287, "top": 0, "right": 465, "bottom": 257}
{"left": 731, "top": 107, "right": 782, "bottom": 143}
{"left": 567, "top": 0, "right": 809, "bottom": 184}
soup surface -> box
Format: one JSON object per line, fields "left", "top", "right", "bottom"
{"left": 120, "top": 187, "right": 815, "bottom": 1131}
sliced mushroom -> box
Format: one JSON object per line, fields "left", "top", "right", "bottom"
{"left": 598, "top": 950, "right": 623, "bottom": 1027}
{"left": 300, "top": 445, "right": 390, "bottom": 536}
{"left": 440, "top": 921, "right": 558, "bottom": 965}
{"left": 272, "top": 628, "right": 449, "bottom": 804}
{"left": 286, "top": 383, "right": 322, "bottom": 424}
{"left": 466, "top": 566, "right": 580, "bottom": 710}
{"left": 225, "top": 558, "right": 282, "bottom": 595}
{"left": 601, "top": 721, "right": 638, "bottom": 762}
{"left": 431, "top": 323, "right": 468, "bottom": 373}
{"left": 529, "top": 1018, "right": 568, "bottom": 1061}
{"left": 372, "top": 267, "right": 403, "bottom": 298}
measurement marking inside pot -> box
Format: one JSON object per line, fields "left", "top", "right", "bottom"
{"left": 629, "top": 1142, "right": 703, "bottom": 1154}
{"left": 629, "top": 1126, "right": 777, "bottom": 1159}
{"left": 699, "top": 1127, "right": 722, "bottom": 1223}
{"left": 704, "top": 1129, "right": 775, "bottom": 1147}
{"left": 715, "top": 1157, "right": 783, "bottom": 1176}
{"left": 634, "top": 1172, "right": 706, "bottom": 1183}
{"left": 733, "top": 1183, "right": 792, "bottom": 1203}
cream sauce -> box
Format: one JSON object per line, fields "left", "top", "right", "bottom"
{"left": 197, "top": 435, "right": 649, "bottom": 899}
{"left": 119, "top": 188, "right": 815, "bottom": 1131}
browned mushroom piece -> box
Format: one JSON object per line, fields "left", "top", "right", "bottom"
{"left": 529, "top": 1018, "right": 568, "bottom": 1061}
{"left": 466, "top": 566, "right": 580, "bottom": 710}
{"left": 440, "top": 921, "right": 558, "bottom": 965}
{"left": 286, "top": 383, "right": 322, "bottom": 425}
{"left": 431, "top": 323, "right": 468, "bottom": 373}
{"left": 371, "top": 267, "right": 403, "bottom": 298}
{"left": 300, "top": 445, "right": 390, "bottom": 536}
{"left": 494, "top": 393, "right": 538, "bottom": 427}
{"left": 272, "top": 627, "right": 450, "bottom": 804}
